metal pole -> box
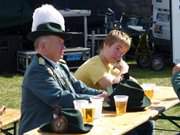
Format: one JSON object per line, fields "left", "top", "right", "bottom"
{"left": 92, "top": 30, "right": 95, "bottom": 56}
{"left": 84, "top": 16, "right": 88, "bottom": 48}
{"left": 104, "top": 15, "right": 108, "bottom": 34}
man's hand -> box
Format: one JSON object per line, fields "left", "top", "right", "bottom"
{"left": 94, "top": 91, "right": 109, "bottom": 101}
{"left": 172, "top": 64, "right": 180, "bottom": 75}
{"left": 113, "top": 59, "right": 129, "bottom": 74}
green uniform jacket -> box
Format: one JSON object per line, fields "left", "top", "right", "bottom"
{"left": 19, "top": 54, "right": 101, "bottom": 135}
{"left": 172, "top": 72, "right": 180, "bottom": 99}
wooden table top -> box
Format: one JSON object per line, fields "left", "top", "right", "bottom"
{"left": 0, "top": 108, "right": 20, "bottom": 129}
{"left": 24, "top": 86, "right": 179, "bottom": 135}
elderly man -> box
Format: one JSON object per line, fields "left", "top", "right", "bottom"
{"left": 18, "top": 4, "right": 107, "bottom": 135}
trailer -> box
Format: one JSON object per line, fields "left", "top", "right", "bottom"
{"left": 171, "top": 0, "right": 180, "bottom": 64}
{"left": 152, "top": 0, "right": 170, "bottom": 50}
{"left": 150, "top": 0, "right": 180, "bottom": 69}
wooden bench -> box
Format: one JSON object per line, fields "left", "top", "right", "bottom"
{"left": 0, "top": 108, "right": 20, "bottom": 135}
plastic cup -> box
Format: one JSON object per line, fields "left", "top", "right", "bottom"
{"left": 114, "top": 95, "right": 128, "bottom": 115}
{"left": 73, "top": 100, "right": 88, "bottom": 118}
{"left": 73, "top": 100, "right": 95, "bottom": 123}
{"left": 81, "top": 103, "right": 95, "bottom": 124}
{"left": 142, "top": 83, "right": 156, "bottom": 99}
{"left": 90, "top": 96, "right": 104, "bottom": 119}
{"left": 73, "top": 100, "right": 88, "bottom": 110}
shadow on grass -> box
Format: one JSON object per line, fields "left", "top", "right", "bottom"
{"left": 0, "top": 73, "right": 23, "bottom": 78}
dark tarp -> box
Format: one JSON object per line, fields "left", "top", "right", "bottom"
{"left": 0, "top": 0, "right": 52, "bottom": 29}
{"left": 0, "top": 0, "right": 33, "bottom": 28}
{"left": 0, "top": 0, "right": 151, "bottom": 29}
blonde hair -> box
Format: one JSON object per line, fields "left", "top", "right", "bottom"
{"left": 103, "top": 30, "right": 131, "bottom": 49}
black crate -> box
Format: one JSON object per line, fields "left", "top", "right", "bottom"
{"left": 64, "top": 47, "right": 90, "bottom": 69}
{"left": 17, "top": 51, "right": 36, "bottom": 73}
{"left": 0, "top": 36, "right": 22, "bottom": 73}
{"left": 17, "top": 47, "right": 90, "bottom": 73}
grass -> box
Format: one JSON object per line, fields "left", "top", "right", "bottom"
{"left": 0, "top": 63, "right": 179, "bottom": 134}
{"left": 0, "top": 74, "right": 22, "bottom": 108}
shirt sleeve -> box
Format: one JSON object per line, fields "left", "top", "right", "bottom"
{"left": 72, "top": 80, "right": 102, "bottom": 95}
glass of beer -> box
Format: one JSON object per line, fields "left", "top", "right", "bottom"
{"left": 142, "top": 83, "right": 156, "bottom": 99}
{"left": 82, "top": 103, "right": 95, "bottom": 124}
{"left": 90, "top": 96, "right": 104, "bottom": 119}
{"left": 73, "top": 99, "right": 88, "bottom": 118}
{"left": 114, "top": 95, "right": 128, "bottom": 115}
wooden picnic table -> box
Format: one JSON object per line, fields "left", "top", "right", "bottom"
{"left": 24, "top": 86, "right": 179, "bottom": 135}
{"left": 0, "top": 108, "right": 20, "bottom": 135}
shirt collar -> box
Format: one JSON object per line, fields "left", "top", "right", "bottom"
{"left": 43, "top": 56, "right": 59, "bottom": 69}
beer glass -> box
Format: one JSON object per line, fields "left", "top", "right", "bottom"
{"left": 73, "top": 99, "right": 88, "bottom": 121}
{"left": 142, "top": 83, "right": 156, "bottom": 99}
{"left": 90, "top": 96, "right": 104, "bottom": 119}
{"left": 81, "top": 103, "right": 95, "bottom": 124}
{"left": 114, "top": 95, "right": 128, "bottom": 115}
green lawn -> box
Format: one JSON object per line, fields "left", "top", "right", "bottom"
{"left": 0, "top": 74, "right": 22, "bottom": 108}
{"left": 0, "top": 64, "right": 179, "bottom": 134}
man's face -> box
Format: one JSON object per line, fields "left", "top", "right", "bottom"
{"left": 103, "top": 41, "right": 129, "bottom": 63}
{"left": 43, "top": 35, "right": 65, "bottom": 62}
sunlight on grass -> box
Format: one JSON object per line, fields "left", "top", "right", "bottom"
{"left": 129, "top": 64, "right": 172, "bottom": 86}
{"left": 0, "top": 74, "right": 23, "bottom": 108}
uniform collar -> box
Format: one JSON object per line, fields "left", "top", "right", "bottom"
{"left": 36, "top": 53, "right": 59, "bottom": 69}
{"left": 43, "top": 56, "right": 59, "bottom": 69}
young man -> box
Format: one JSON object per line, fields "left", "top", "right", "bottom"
{"left": 75, "top": 30, "right": 154, "bottom": 135}
{"left": 75, "top": 30, "right": 131, "bottom": 90}
{"left": 18, "top": 4, "right": 107, "bottom": 135}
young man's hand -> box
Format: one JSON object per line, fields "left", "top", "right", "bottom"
{"left": 113, "top": 59, "right": 129, "bottom": 74}
{"left": 94, "top": 91, "right": 110, "bottom": 101}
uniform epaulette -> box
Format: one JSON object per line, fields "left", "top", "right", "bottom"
{"left": 38, "top": 57, "right": 46, "bottom": 65}
{"left": 58, "top": 59, "right": 67, "bottom": 64}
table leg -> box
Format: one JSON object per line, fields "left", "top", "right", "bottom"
{"left": 159, "top": 113, "right": 180, "bottom": 128}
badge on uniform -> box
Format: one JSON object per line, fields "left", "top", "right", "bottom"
{"left": 38, "top": 57, "right": 46, "bottom": 65}
{"left": 47, "top": 67, "right": 54, "bottom": 76}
